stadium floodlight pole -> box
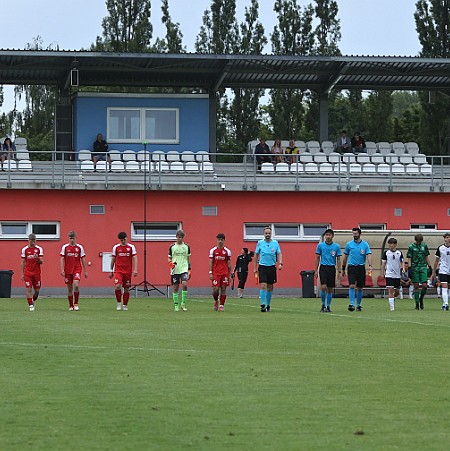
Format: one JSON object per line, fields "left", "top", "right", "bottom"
{"left": 130, "top": 141, "right": 165, "bottom": 297}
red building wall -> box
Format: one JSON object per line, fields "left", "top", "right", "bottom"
{"left": 2, "top": 190, "right": 450, "bottom": 289}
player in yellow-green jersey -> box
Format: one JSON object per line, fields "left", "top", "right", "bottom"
{"left": 168, "top": 230, "right": 191, "bottom": 312}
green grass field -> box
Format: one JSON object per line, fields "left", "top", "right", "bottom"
{"left": 1, "top": 295, "right": 450, "bottom": 450}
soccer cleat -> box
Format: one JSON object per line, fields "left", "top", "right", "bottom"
{"left": 218, "top": 305, "right": 224, "bottom": 312}
{"left": 415, "top": 303, "right": 420, "bottom": 310}
{"left": 419, "top": 300, "right": 424, "bottom": 310}
{"left": 181, "top": 303, "right": 187, "bottom": 312}
{"left": 266, "top": 305, "right": 271, "bottom": 312}
{"left": 69, "top": 307, "right": 74, "bottom": 311}
{"left": 29, "top": 304, "right": 35, "bottom": 312}
{"left": 326, "top": 307, "right": 331, "bottom": 313}
{"left": 74, "top": 305, "right": 79, "bottom": 311}
{"left": 390, "top": 306, "right": 395, "bottom": 311}
{"left": 174, "top": 304, "right": 179, "bottom": 312}
{"left": 122, "top": 305, "right": 128, "bottom": 311}
{"left": 213, "top": 301, "right": 218, "bottom": 311}
{"left": 261, "top": 305, "right": 266, "bottom": 312}
{"left": 320, "top": 306, "right": 326, "bottom": 313}
{"left": 348, "top": 305, "right": 355, "bottom": 312}
{"left": 116, "top": 303, "right": 122, "bottom": 311}
{"left": 356, "top": 306, "right": 362, "bottom": 312}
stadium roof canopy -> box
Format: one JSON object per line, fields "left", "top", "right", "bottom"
{"left": 0, "top": 50, "right": 449, "bottom": 93}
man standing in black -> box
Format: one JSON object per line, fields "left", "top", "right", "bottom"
{"left": 92, "top": 133, "right": 110, "bottom": 170}
{"left": 255, "top": 138, "right": 271, "bottom": 170}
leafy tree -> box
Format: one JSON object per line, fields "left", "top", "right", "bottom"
{"left": 269, "top": 0, "right": 314, "bottom": 139}
{"left": 14, "top": 37, "right": 56, "bottom": 153}
{"left": 153, "top": 0, "right": 185, "bottom": 53}
{"left": 364, "top": 91, "right": 393, "bottom": 142}
{"left": 93, "top": 0, "right": 153, "bottom": 52}
{"left": 415, "top": 0, "right": 450, "bottom": 154}
{"left": 228, "top": 0, "right": 267, "bottom": 152}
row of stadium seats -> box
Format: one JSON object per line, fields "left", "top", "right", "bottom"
{"left": 78, "top": 149, "right": 211, "bottom": 163}
{"left": 292, "top": 152, "right": 428, "bottom": 165}
{"left": 261, "top": 161, "right": 432, "bottom": 175}
{"left": 248, "top": 140, "right": 421, "bottom": 156}
{"left": 80, "top": 160, "right": 214, "bottom": 173}
{"left": 1, "top": 159, "right": 33, "bottom": 171}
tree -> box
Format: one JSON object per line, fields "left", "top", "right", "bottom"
{"left": 415, "top": 0, "right": 450, "bottom": 154}
{"left": 153, "top": 0, "right": 185, "bottom": 53}
{"left": 364, "top": 91, "right": 393, "bottom": 142}
{"left": 14, "top": 37, "right": 57, "bottom": 152}
{"left": 228, "top": 0, "right": 267, "bottom": 151}
{"left": 269, "top": 0, "right": 314, "bottom": 139}
{"left": 93, "top": 0, "right": 153, "bottom": 52}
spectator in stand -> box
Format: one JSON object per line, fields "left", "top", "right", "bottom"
{"left": 336, "top": 130, "right": 351, "bottom": 153}
{"left": 1, "top": 137, "right": 16, "bottom": 164}
{"left": 92, "top": 133, "right": 110, "bottom": 170}
{"left": 351, "top": 132, "right": 366, "bottom": 153}
{"left": 271, "top": 138, "right": 284, "bottom": 164}
{"left": 255, "top": 138, "right": 271, "bottom": 170}
{"left": 285, "top": 139, "right": 300, "bottom": 164}
{"left": 400, "top": 261, "right": 414, "bottom": 299}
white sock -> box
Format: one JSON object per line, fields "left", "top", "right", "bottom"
{"left": 443, "top": 287, "right": 449, "bottom": 305}
{"left": 399, "top": 287, "right": 403, "bottom": 298}
{"left": 437, "top": 286, "right": 441, "bottom": 295}
{"left": 409, "top": 286, "right": 414, "bottom": 296}
{"left": 389, "top": 298, "right": 395, "bottom": 310}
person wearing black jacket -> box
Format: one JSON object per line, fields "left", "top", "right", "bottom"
{"left": 232, "top": 247, "right": 254, "bottom": 298}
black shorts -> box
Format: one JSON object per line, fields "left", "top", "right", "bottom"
{"left": 237, "top": 271, "right": 248, "bottom": 289}
{"left": 171, "top": 272, "right": 189, "bottom": 285}
{"left": 439, "top": 273, "right": 450, "bottom": 284}
{"left": 385, "top": 277, "right": 400, "bottom": 288}
{"left": 258, "top": 265, "right": 277, "bottom": 285}
{"left": 348, "top": 265, "right": 366, "bottom": 288}
{"left": 319, "top": 265, "right": 336, "bottom": 288}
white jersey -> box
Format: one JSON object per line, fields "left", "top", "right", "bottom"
{"left": 435, "top": 245, "right": 450, "bottom": 275}
{"left": 382, "top": 249, "right": 403, "bottom": 278}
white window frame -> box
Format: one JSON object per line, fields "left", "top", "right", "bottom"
{"left": 359, "top": 223, "right": 386, "bottom": 231}
{"left": 0, "top": 221, "right": 60, "bottom": 240}
{"left": 107, "top": 107, "right": 179, "bottom": 144}
{"left": 131, "top": 222, "right": 182, "bottom": 241}
{"left": 244, "top": 223, "right": 329, "bottom": 241}
{"left": 410, "top": 224, "right": 437, "bottom": 230}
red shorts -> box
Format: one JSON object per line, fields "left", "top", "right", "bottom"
{"left": 24, "top": 275, "right": 41, "bottom": 290}
{"left": 114, "top": 272, "right": 131, "bottom": 288}
{"left": 212, "top": 274, "right": 230, "bottom": 287}
{"left": 64, "top": 273, "right": 81, "bottom": 284}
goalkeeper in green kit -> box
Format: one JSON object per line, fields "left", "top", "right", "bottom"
{"left": 407, "top": 233, "right": 432, "bottom": 310}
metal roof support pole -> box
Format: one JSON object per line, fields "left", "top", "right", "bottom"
{"left": 319, "top": 93, "right": 329, "bottom": 143}
{"left": 209, "top": 91, "right": 217, "bottom": 162}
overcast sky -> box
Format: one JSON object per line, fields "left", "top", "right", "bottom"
{"left": 0, "top": 0, "right": 421, "bottom": 110}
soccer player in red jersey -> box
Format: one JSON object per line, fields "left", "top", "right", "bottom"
{"left": 60, "top": 231, "right": 88, "bottom": 311}
{"left": 109, "top": 231, "right": 138, "bottom": 311}
{"left": 209, "top": 233, "right": 232, "bottom": 311}
{"left": 20, "top": 233, "right": 44, "bottom": 312}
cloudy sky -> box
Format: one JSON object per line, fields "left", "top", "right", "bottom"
{"left": 1, "top": 0, "right": 421, "bottom": 109}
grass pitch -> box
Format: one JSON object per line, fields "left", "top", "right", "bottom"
{"left": 1, "top": 295, "right": 450, "bottom": 450}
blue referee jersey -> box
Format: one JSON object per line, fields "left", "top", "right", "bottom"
{"left": 255, "top": 239, "right": 281, "bottom": 266}
{"left": 344, "top": 239, "right": 371, "bottom": 266}
{"left": 316, "top": 241, "right": 342, "bottom": 266}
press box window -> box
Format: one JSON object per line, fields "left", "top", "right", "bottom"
{"left": 132, "top": 222, "right": 182, "bottom": 241}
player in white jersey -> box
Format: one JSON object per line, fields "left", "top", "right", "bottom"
{"left": 432, "top": 232, "right": 450, "bottom": 310}
{"left": 381, "top": 238, "right": 404, "bottom": 311}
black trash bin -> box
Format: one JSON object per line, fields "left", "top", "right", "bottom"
{"left": 0, "top": 270, "right": 14, "bottom": 298}
{"left": 300, "top": 270, "right": 315, "bottom": 298}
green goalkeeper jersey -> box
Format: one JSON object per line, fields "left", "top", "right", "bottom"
{"left": 168, "top": 242, "right": 191, "bottom": 274}
{"left": 407, "top": 242, "right": 429, "bottom": 268}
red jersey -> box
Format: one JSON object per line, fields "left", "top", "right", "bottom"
{"left": 209, "top": 246, "right": 231, "bottom": 276}
{"left": 21, "top": 245, "right": 44, "bottom": 276}
{"left": 112, "top": 243, "right": 137, "bottom": 273}
{"left": 60, "top": 243, "right": 86, "bottom": 274}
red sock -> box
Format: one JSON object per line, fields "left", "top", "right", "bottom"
{"left": 115, "top": 289, "right": 122, "bottom": 302}
{"left": 27, "top": 298, "right": 33, "bottom": 306}
{"left": 74, "top": 292, "right": 80, "bottom": 304}
{"left": 220, "top": 294, "right": 226, "bottom": 306}
{"left": 68, "top": 295, "right": 74, "bottom": 307}
{"left": 123, "top": 292, "right": 130, "bottom": 306}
